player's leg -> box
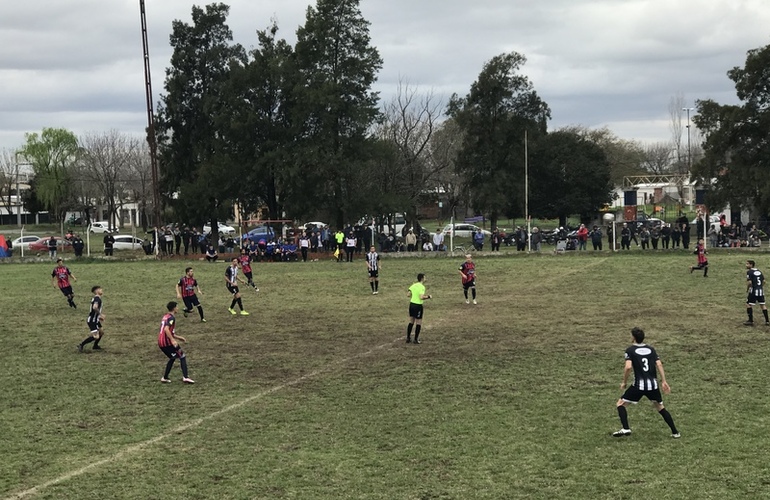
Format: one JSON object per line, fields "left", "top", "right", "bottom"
{"left": 406, "top": 317, "right": 414, "bottom": 343}
{"left": 471, "top": 285, "right": 477, "bottom": 304}
{"left": 762, "top": 303, "right": 769, "bottom": 325}
{"left": 614, "top": 400, "right": 632, "bottom": 436}
{"left": 178, "top": 350, "right": 194, "bottom": 383}
{"left": 161, "top": 348, "right": 176, "bottom": 382}
{"left": 652, "top": 400, "right": 679, "bottom": 437}
{"left": 463, "top": 283, "right": 469, "bottom": 304}
{"left": 413, "top": 318, "right": 423, "bottom": 344}
{"left": 374, "top": 276, "right": 379, "bottom": 293}
{"left": 78, "top": 324, "right": 98, "bottom": 352}
{"left": 370, "top": 275, "right": 375, "bottom": 293}
{"left": 746, "top": 299, "right": 755, "bottom": 325}
{"left": 92, "top": 326, "right": 104, "bottom": 349}
{"left": 229, "top": 287, "right": 238, "bottom": 313}
{"left": 703, "top": 262, "right": 708, "bottom": 277}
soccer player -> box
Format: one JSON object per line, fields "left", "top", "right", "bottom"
{"left": 458, "top": 254, "right": 477, "bottom": 305}
{"left": 744, "top": 260, "right": 769, "bottom": 326}
{"left": 51, "top": 257, "right": 77, "bottom": 308}
{"left": 158, "top": 301, "right": 194, "bottom": 384}
{"left": 176, "top": 267, "right": 206, "bottom": 322}
{"left": 238, "top": 248, "right": 259, "bottom": 292}
{"left": 225, "top": 258, "right": 249, "bottom": 316}
{"left": 77, "top": 286, "right": 105, "bottom": 352}
{"left": 613, "top": 327, "right": 680, "bottom": 439}
{"left": 406, "top": 273, "right": 431, "bottom": 344}
{"left": 366, "top": 245, "right": 381, "bottom": 294}
{"left": 689, "top": 238, "right": 708, "bottom": 277}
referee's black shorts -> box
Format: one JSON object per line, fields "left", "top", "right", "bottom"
{"left": 408, "top": 303, "right": 423, "bottom": 319}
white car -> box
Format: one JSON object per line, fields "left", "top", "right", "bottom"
{"left": 437, "top": 223, "right": 492, "bottom": 238}
{"left": 203, "top": 222, "right": 236, "bottom": 235}
{"left": 90, "top": 221, "right": 118, "bottom": 234}
{"left": 303, "top": 221, "right": 328, "bottom": 230}
{"left": 11, "top": 235, "right": 42, "bottom": 249}
{"left": 111, "top": 235, "right": 145, "bottom": 250}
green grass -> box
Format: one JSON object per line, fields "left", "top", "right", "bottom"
{"left": 1, "top": 249, "right": 769, "bottom": 499}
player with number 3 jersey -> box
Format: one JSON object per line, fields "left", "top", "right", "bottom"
{"left": 744, "top": 260, "right": 769, "bottom": 326}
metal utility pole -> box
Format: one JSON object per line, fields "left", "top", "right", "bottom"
{"left": 683, "top": 107, "right": 694, "bottom": 172}
{"left": 140, "top": 0, "right": 162, "bottom": 229}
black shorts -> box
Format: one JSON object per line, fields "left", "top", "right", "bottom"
{"left": 747, "top": 291, "right": 766, "bottom": 306}
{"left": 160, "top": 344, "right": 185, "bottom": 359}
{"left": 227, "top": 284, "right": 239, "bottom": 295}
{"left": 183, "top": 295, "right": 201, "bottom": 310}
{"left": 87, "top": 320, "right": 101, "bottom": 333}
{"left": 243, "top": 271, "right": 253, "bottom": 281}
{"left": 462, "top": 279, "right": 476, "bottom": 290}
{"left": 409, "top": 303, "right": 423, "bottom": 319}
{"left": 621, "top": 386, "right": 663, "bottom": 404}
{"left": 60, "top": 286, "right": 73, "bottom": 296}
{"left": 369, "top": 270, "right": 379, "bottom": 278}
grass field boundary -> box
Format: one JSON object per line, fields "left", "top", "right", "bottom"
{"left": 4, "top": 337, "right": 405, "bottom": 500}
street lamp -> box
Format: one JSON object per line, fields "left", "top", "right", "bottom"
{"left": 683, "top": 107, "right": 694, "bottom": 172}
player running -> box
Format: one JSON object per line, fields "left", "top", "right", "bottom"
{"left": 458, "top": 254, "right": 477, "bottom": 304}
{"left": 158, "top": 301, "right": 194, "bottom": 384}
{"left": 51, "top": 257, "right": 77, "bottom": 308}
{"left": 77, "top": 286, "right": 105, "bottom": 352}
{"left": 613, "top": 327, "right": 680, "bottom": 439}
{"left": 176, "top": 267, "right": 206, "bottom": 322}
{"left": 238, "top": 248, "right": 259, "bottom": 292}
{"left": 225, "top": 258, "right": 249, "bottom": 316}
{"left": 744, "top": 260, "right": 769, "bottom": 326}
{"left": 689, "top": 238, "right": 708, "bottom": 277}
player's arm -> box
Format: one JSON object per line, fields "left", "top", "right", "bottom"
{"left": 620, "top": 360, "right": 632, "bottom": 389}
{"left": 420, "top": 292, "right": 432, "bottom": 300}
{"left": 175, "top": 334, "right": 187, "bottom": 343}
{"left": 163, "top": 326, "right": 178, "bottom": 347}
{"left": 176, "top": 283, "right": 183, "bottom": 299}
{"left": 656, "top": 359, "right": 671, "bottom": 394}
{"left": 196, "top": 284, "right": 203, "bottom": 295}
{"left": 51, "top": 275, "right": 57, "bottom": 288}
{"left": 70, "top": 272, "right": 77, "bottom": 282}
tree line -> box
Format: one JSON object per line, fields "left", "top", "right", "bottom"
{"left": 8, "top": 0, "right": 764, "bottom": 234}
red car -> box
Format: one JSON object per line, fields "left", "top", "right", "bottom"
{"left": 28, "top": 236, "right": 73, "bottom": 253}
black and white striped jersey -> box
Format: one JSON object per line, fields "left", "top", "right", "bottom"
{"left": 624, "top": 343, "right": 659, "bottom": 391}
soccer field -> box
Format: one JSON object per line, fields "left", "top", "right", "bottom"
{"left": 1, "top": 251, "right": 768, "bottom": 499}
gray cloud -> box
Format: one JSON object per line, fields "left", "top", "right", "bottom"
{"left": 1, "top": 0, "right": 768, "bottom": 151}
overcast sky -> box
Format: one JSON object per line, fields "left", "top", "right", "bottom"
{"left": 1, "top": 0, "right": 769, "bottom": 153}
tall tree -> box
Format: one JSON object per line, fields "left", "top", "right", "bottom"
{"left": 693, "top": 42, "right": 770, "bottom": 216}
{"left": 222, "top": 21, "right": 297, "bottom": 225}
{"left": 376, "top": 81, "right": 446, "bottom": 232}
{"left": 19, "top": 127, "right": 79, "bottom": 233}
{"left": 126, "top": 139, "right": 154, "bottom": 230}
{"left": 0, "top": 149, "right": 17, "bottom": 215}
{"left": 293, "top": 0, "right": 383, "bottom": 227}
{"left": 558, "top": 125, "right": 646, "bottom": 186}
{"left": 529, "top": 130, "right": 612, "bottom": 226}
{"left": 641, "top": 142, "right": 675, "bottom": 174}
{"left": 447, "top": 52, "right": 550, "bottom": 227}
{"left": 156, "top": 3, "right": 246, "bottom": 234}
{"left": 80, "top": 130, "right": 133, "bottom": 231}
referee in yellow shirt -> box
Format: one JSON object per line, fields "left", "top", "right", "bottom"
{"left": 407, "top": 273, "right": 431, "bottom": 344}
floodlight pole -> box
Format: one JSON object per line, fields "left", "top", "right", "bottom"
{"left": 140, "top": 0, "right": 162, "bottom": 229}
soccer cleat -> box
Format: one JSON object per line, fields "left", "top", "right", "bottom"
{"left": 743, "top": 321, "right": 755, "bottom": 326}
{"left": 372, "top": 291, "right": 376, "bottom": 295}
{"left": 413, "top": 339, "right": 421, "bottom": 344}
{"left": 228, "top": 308, "right": 237, "bottom": 315}
{"left": 201, "top": 318, "right": 207, "bottom": 323}
{"left": 77, "top": 344, "right": 83, "bottom": 353}
{"left": 612, "top": 429, "right": 632, "bottom": 437}
{"left": 239, "top": 310, "right": 250, "bottom": 316}
{"left": 473, "top": 299, "right": 477, "bottom": 305}
{"left": 160, "top": 378, "right": 171, "bottom": 383}
{"left": 182, "top": 377, "right": 195, "bottom": 384}
{"left": 374, "top": 291, "right": 378, "bottom": 295}
{"left": 92, "top": 345, "right": 102, "bottom": 350}
{"left": 672, "top": 432, "right": 681, "bottom": 439}
{"left": 465, "top": 299, "right": 470, "bottom": 304}
{"left": 406, "top": 338, "right": 411, "bottom": 343}
{"left": 183, "top": 309, "right": 189, "bottom": 318}
{"left": 253, "top": 287, "right": 259, "bottom": 293}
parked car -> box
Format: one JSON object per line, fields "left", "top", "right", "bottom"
{"left": 303, "top": 221, "right": 328, "bottom": 231}
{"left": 112, "top": 235, "right": 145, "bottom": 250}
{"left": 89, "top": 221, "right": 118, "bottom": 234}
{"left": 11, "top": 235, "right": 42, "bottom": 249}
{"left": 436, "top": 223, "right": 492, "bottom": 238}
{"left": 239, "top": 225, "right": 277, "bottom": 243}
{"left": 203, "top": 222, "right": 236, "bottom": 235}
{"left": 29, "top": 237, "right": 73, "bottom": 253}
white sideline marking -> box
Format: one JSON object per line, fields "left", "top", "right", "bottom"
{"left": 4, "top": 339, "right": 399, "bottom": 500}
